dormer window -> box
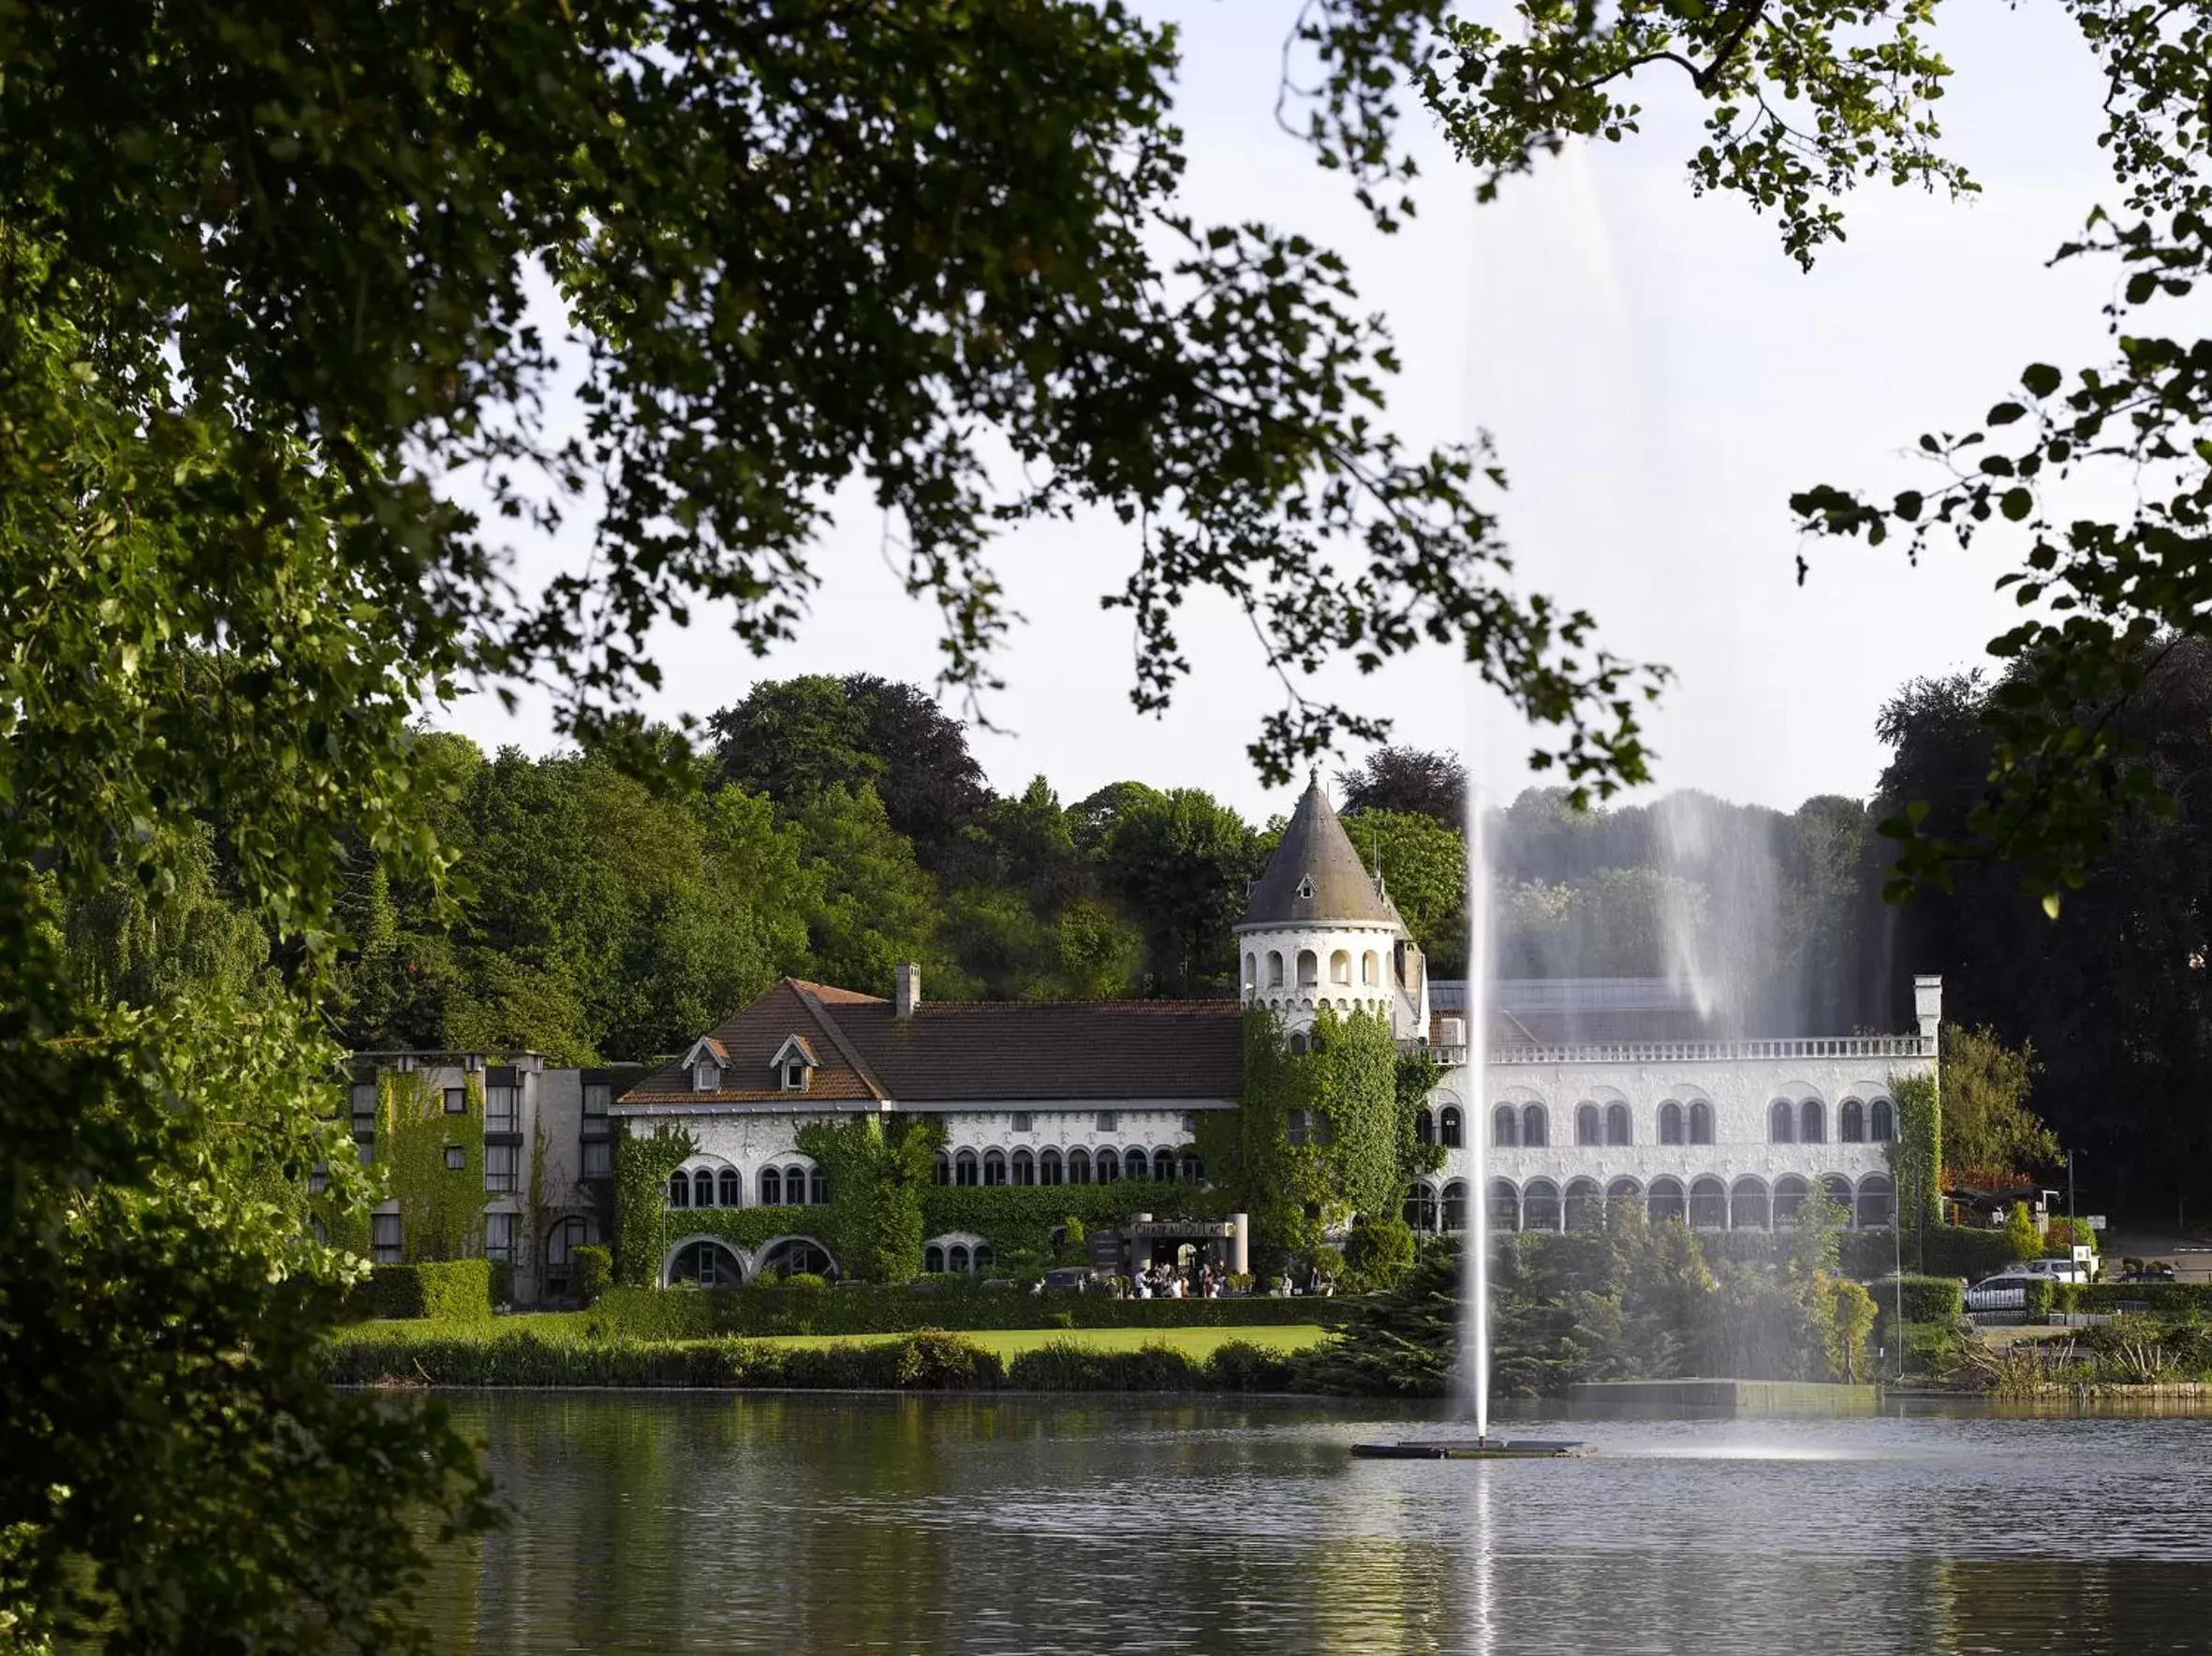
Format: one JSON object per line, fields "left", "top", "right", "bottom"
{"left": 770, "top": 1034, "right": 818, "bottom": 1094}
{"left": 681, "top": 1036, "right": 730, "bottom": 1094}
{"left": 1295, "top": 874, "right": 1315, "bottom": 900}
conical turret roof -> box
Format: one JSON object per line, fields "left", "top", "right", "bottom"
{"left": 1241, "top": 775, "right": 1404, "bottom": 928}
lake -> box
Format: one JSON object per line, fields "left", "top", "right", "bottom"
{"left": 411, "top": 1393, "right": 2212, "bottom": 1653}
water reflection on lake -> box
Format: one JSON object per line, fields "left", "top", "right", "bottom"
{"left": 414, "top": 1394, "right": 2212, "bottom": 1654}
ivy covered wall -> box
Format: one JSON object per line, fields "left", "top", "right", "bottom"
{"left": 377, "top": 1069, "right": 486, "bottom": 1263}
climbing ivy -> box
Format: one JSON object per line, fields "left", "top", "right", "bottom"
{"left": 920, "top": 1182, "right": 1226, "bottom": 1259}
{"left": 1886, "top": 1071, "right": 1944, "bottom": 1235}
{"left": 612, "top": 1122, "right": 697, "bottom": 1286}
{"left": 1196, "top": 1004, "right": 1411, "bottom": 1268}
{"left": 1396, "top": 1051, "right": 1447, "bottom": 1188}
{"left": 376, "top": 1069, "right": 485, "bottom": 1263}
{"left": 797, "top": 1115, "right": 938, "bottom": 1284}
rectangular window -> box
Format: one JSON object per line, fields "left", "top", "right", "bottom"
{"left": 350, "top": 1082, "right": 377, "bottom": 1130}
{"left": 443, "top": 1146, "right": 465, "bottom": 1172}
{"left": 1096, "top": 1111, "right": 1117, "bottom": 1133}
{"left": 357, "top": 1139, "right": 376, "bottom": 1169}
{"left": 1010, "top": 1112, "right": 1033, "bottom": 1133}
{"left": 484, "top": 1212, "right": 515, "bottom": 1264}
{"left": 484, "top": 1143, "right": 518, "bottom": 1192}
{"left": 582, "top": 1140, "right": 613, "bottom": 1178}
{"left": 444, "top": 1086, "right": 467, "bottom": 1115}
{"left": 484, "top": 1085, "right": 519, "bottom": 1132}
{"left": 582, "top": 1082, "right": 612, "bottom": 1118}
{"left": 308, "top": 1164, "right": 330, "bottom": 1195}
{"left": 371, "top": 1213, "right": 402, "bottom": 1263}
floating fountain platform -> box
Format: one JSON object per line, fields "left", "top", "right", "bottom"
{"left": 1350, "top": 1439, "right": 1591, "bottom": 1460}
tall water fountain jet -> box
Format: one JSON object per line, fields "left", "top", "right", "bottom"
{"left": 1460, "top": 720, "right": 1493, "bottom": 1441}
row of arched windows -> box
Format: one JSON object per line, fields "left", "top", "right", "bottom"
{"left": 668, "top": 1164, "right": 825, "bottom": 1209}
{"left": 1404, "top": 1172, "right": 1898, "bottom": 1234}
{"left": 1478, "top": 1096, "right": 1897, "bottom": 1149}
{"left": 1768, "top": 1097, "right": 1895, "bottom": 1145}
{"left": 1244, "top": 947, "right": 1384, "bottom": 990}
{"left": 932, "top": 1146, "right": 1202, "bottom": 1187}
{"left": 923, "top": 1241, "right": 996, "bottom": 1275}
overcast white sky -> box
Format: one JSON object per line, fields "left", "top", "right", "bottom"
{"left": 437, "top": 1, "right": 2136, "bottom": 823}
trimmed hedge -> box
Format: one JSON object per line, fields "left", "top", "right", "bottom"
{"left": 1872, "top": 1275, "right": 1966, "bottom": 1326}
{"left": 585, "top": 1282, "right": 1354, "bottom": 1340}
{"left": 2053, "top": 1281, "right": 2212, "bottom": 1318}
{"left": 328, "top": 1328, "right": 1302, "bottom": 1392}
{"left": 1918, "top": 1226, "right": 2022, "bottom": 1281}
{"left": 361, "top": 1260, "right": 493, "bottom": 1322}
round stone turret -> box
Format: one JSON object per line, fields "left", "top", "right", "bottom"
{"left": 1235, "top": 775, "right": 1429, "bottom": 1041}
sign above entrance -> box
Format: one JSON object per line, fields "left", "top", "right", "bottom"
{"left": 1129, "top": 1220, "right": 1237, "bottom": 1240}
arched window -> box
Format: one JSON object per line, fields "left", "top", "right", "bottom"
{"left": 1153, "top": 1147, "right": 1176, "bottom": 1182}
{"left": 546, "top": 1216, "right": 592, "bottom": 1268}
{"left": 1647, "top": 1176, "right": 1687, "bottom": 1224}
{"left": 786, "top": 1165, "right": 810, "bottom": 1205}
{"left": 1288, "top": 1032, "right": 1308, "bottom": 1056}
{"left": 1244, "top": 953, "right": 1257, "bottom": 988}
{"left": 1768, "top": 1100, "right": 1796, "bottom": 1144}
{"left": 982, "top": 1149, "right": 1008, "bottom": 1187}
{"left": 668, "top": 1170, "right": 691, "bottom": 1209}
{"left": 1297, "top": 949, "right": 1319, "bottom": 986}
{"left": 934, "top": 1151, "right": 951, "bottom": 1186}
{"left": 1266, "top": 951, "right": 1285, "bottom": 988}
{"left": 1040, "top": 1147, "right": 1064, "bottom": 1187}
{"left": 1773, "top": 1175, "right": 1810, "bottom": 1226}
{"left": 924, "top": 1244, "right": 945, "bottom": 1273}
{"left": 1362, "top": 951, "right": 1379, "bottom": 985}
{"left": 1564, "top": 1177, "right": 1602, "bottom": 1232}
{"left": 1403, "top": 1183, "right": 1438, "bottom": 1233}
{"left": 1439, "top": 1107, "right": 1463, "bottom": 1148}
{"left": 1730, "top": 1175, "right": 1771, "bottom": 1231}
{"left": 1330, "top": 949, "right": 1352, "bottom": 984}
{"left": 1095, "top": 1148, "right": 1120, "bottom": 1185}
{"left": 1488, "top": 1178, "right": 1521, "bottom": 1233}
{"left": 1523, "top": 1103, "right": 1549, "bottom": 1147}
{"left": 1870, "top": 1098, "right": 1896, "bottom": 1143}
{"left": 668, "top": 1239, "right": 744, "bottom": 1288}
{"left": 1492, "top": 1104, "right": 1519, "bottom": 1147}
{"left": 1821, "top": 1175, "right": 1855, "bottom": 1219}
{"left": 1068, "top": 1147, "right": 1092, "bottom": 1185}
{"left": 1688, "top": 1101, "right": 1714, "bottom": 1146}
{"left": 1575, "top": 1103, "right": 1601, "bottom": 1146}
{"left": 1605, "top": 1176, "right": 1642, "bottom": 1221}
{"left": 810, "top": 1167, "right": 828, "bottom": 1205}
{"left": 949, "top": 1244, "right": 971, "bottom": 1275}
{"left": 1838, "top": 1099, "right": 1866, "bottom": 1143}
{"left": 1416, "top": 1108, "right": 1436, "bottom": 1146}
{"left": 954, "top": 1149, "right": 979, "bottom": 1187}
{"left": 759, "top": 1166, "right": 783, "bottom": 1205}
{"left": 1441, "top": 1181, "right": 1468, "bottom": 1232}
{"left": 1522, "top": 1178, "right": 1562, "bottom": 1233}
{"left": 1856, "top": 1174, "right": 1896, "bottom": 1230}
{"left": 718, "top": 1168, "right": 743, "bottom": 1207}
{"left": 1605, "top": 1102, "right": 1632, "bottom": 1146}
{"left": 1125, "top": 1148, "right": 1149, "bottom": 1182}
{"left": 1688, "top": 1175, "right": 1727, "bottom": 1229}
{"left": 1012, "top": 1148, "right": 1036, "bottom": 1187}
{"left": 1659, "top": 1102, "right": 1685, "bottom": 1145}
{"left": 974, "top": 1244, "right": 994, "bottom": 1272}
{"left": 693, "top": 1168, "right": 715, "bottom": 1208}
{"left": 1800, "top": 1099, "right": 1825, "bottom": 1145}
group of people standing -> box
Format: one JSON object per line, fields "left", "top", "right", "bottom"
{"left": 1131, "top": 1257, "right": 1229, "bottom": 1298}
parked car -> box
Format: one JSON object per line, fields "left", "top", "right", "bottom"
{"left": 2116, "top": 1261, "right": 2177, "bottom": 1282}
{"left": 1039, "top": 1266, "right": 1099, "bottom": 1293}
{"left": 2018, "top": 1257, "right": 2093, "bottom": 1285}
{"left": 1964, "top": 1273, "right": 2038, "bottom": 1312}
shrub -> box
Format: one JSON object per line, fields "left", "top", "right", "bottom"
{"left": 2056, "top": 1281, "right": 2212, "bottom": 1319}
{"left": 889, "top": 1329, "right": 1004, "bottom": 1390}
{"left": 489, "top": 1260, "right": 514, "bottom": 1309}
{"left": 1918, "top": 1225, "right": 2022, "bottom": 1281}
{"left": 1205, "top": 1339, "right": 1296, "bottom": 1392}
{"left": 1006, "top": 1339, "right": 1202, "bottom": 1392}
{"left": 1895, "top": 1321, "right": 1965, "bottom": 1380}
{"left": 2023, "top": 1279, "right": 2058, "bottom": 1320}
{"left": 2005, "top": 1202, "right": 2042, "bottom": 1262}
{"left": 781, "top": 1272, "right": 832, "bottom": 1293}
{"left": 1342, "top": 1216, "right": 1415, "bottom": 1289}
{"left": 360, "top": 1260, "right": 493, "bottom": 1323}
{"left": 573, "top": 1245, "right": 612, "bottom": 1307}
{"left": 582, "top": 1282, "right": 1349, "bottom": 1338}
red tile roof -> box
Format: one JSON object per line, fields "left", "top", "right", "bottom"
{"left": 622, "top": 980, "right": 1245, "bottom": 1108}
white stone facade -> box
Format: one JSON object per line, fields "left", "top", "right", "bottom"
{"left": 1234, "top": 921, "right": 1427, "bottom": 1040}
{"left": 1404, "top": 1034, "right": 1934, "bottom": 1235}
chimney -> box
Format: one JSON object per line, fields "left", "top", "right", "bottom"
{"left": 894, "top": 962, "right": 922, "bottom": 1020}
{"left": 1913, "top": 974, "right": 1942, "bottom": 1047}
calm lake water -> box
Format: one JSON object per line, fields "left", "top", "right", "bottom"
{"left": 413, "top": 1393, "right": 2212, "bottom": 1654}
